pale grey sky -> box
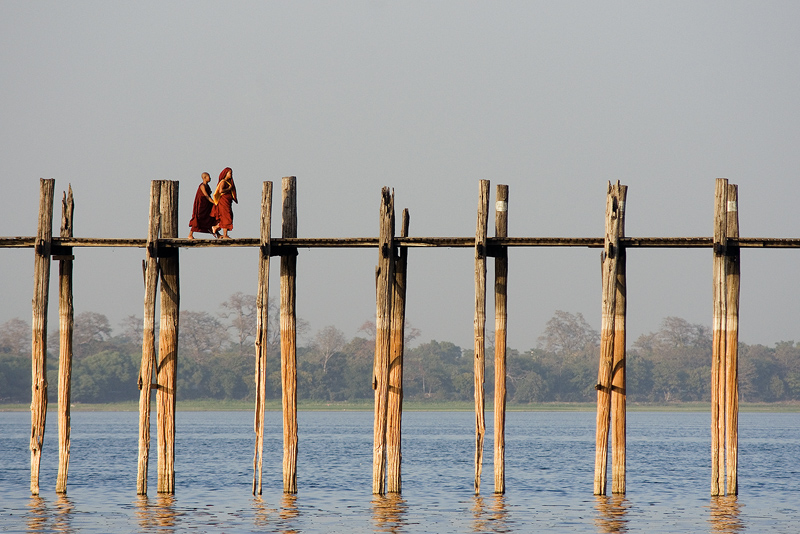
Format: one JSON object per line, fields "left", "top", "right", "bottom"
{"left": 2, "top": 1, "right": 799, "bottom": 350}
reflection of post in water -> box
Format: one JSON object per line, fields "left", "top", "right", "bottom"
{"left": 134, "top": 494, "right": 178, "bottom": 531}
{"left": 133, "top": 495, "right": 149, "bottom": 528}
{"left": 54, "top": 494, "right": 75, "bottom": 533}
{"left": 372, "top": 493, "right": 407, "bottom": 534}
{"left": 471, "top": 494, "right": 508, "bottom": 533}
{"left": 594, "top": 494, "right": 630, "bottom": 533}
{"left": 27, "top": 496, "right": 49, "bottom": 532}
{"left": 276, "top": 493, "right": 300, "bottom": 534}
{"left": 26, "top": 495, "right": 76, "bottom": 534}
{"left": 709, "top": 495, "right": 744, "bottom": 533}
{"left": 252, "top": 495, "right": 276, "bottom": 529}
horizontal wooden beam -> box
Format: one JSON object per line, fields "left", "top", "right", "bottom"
{"left": 0, "top": 237, "right": 36, "bottom": 247}
{"left": 3, "top": 235, "right": 800, "bottom": 251}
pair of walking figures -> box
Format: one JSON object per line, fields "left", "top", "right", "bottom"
{"left": 188, "top": 167, "right": 237, "bottom": 239}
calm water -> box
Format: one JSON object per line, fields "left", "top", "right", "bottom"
{"left": 1, "top": 410, "right": 798, "bottom": 533}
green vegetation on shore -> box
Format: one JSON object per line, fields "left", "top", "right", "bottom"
{"left": 3, "top": 306, "right": 800, "bottom": 408}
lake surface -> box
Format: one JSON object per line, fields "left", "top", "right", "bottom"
{"left": 1, "top": 410, "right": 798, "bottom": 533}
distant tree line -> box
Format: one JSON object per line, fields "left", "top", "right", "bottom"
{"left": 1, "top": 296, "right": 799, "bottom": 404}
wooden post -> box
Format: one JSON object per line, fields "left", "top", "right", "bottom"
{"left": 157, "top": 180, "right": 179, "bottom": 494}
{"left": 611, "top": 184, "right": 627, "bottom": 494}
{"left": 594, "top": 181, "right": 623, "bottom": 496}
{"left": 253, "top": 181, "right": 272, "bottom": 496}
{"left": 30, "top": 178, "right": 54, "bottom": 496}
{"left": 725, "top": 183, "right": 740, "bottom": 495}
{"left": 372, "top": 187, "right": 395, "bottom": 495}
{"left": 493, "top": 184, "right": 508, "bottom": 495}
{"left": 711, "top": 178, "right": 728, "bottom": 496}
{"left": 281, "top": 176, "right": 299, "bottom": 494}
{"left": 474, "top": 179, "right": 490, "bottom": 494}
{"left": 137, "top": 181, "right": 162, "bottom": 495}
{"left": 387, "top": 208, "right": 409, "bottom": 494}
{"left": 56, "top": 186, "right": 75, "bottom": 494}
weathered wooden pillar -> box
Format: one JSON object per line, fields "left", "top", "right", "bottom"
{"left": 157, "top": 180, "right": 179, "bottom": 494}
{"left": 281, "top": 176, "right": 299, "bottom": 494}
{"left": 493, "top": 184, "right": 508, "bottom": 495}
{"left": 137, "top": 180, "right": 162, "bottom": 495}
{"left": 387, "top": 208, "right": 409, "bottom": 494}
{"left": 30, "top": 178, "right": 54, "bottom": 496}
{"left": 594, "top": 181, "right": 624, "bottom": 496}
{"left": 725, "top": 183, "right": 740, "bottom": 495}
{"left": 611, "top": 184, "right": 628, "bottom": 494}
{"left": 253, "top": 181, "right": 273, "bottom": 496}
{"left": 56, "top": 186, "right": 75, "bottom": 494}
{"left": 711, "top": 178, "right": 728, "bottom": 496}
{"left": 474, "top": 179, "right": 490, "bottom": 494}
{"left": 372, "top": 187, "right": 395, "bottom": 495}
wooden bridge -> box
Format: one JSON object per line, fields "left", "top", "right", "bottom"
{"left": 8, "top": 177, "right": 799, "bottom": 499}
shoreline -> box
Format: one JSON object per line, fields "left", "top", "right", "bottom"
{"left": 2, "top": 400, "right": 799, "bottom": 412}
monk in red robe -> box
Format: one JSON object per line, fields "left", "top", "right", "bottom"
{"left": 188, "top": 172, "right": 216, "bottom": 239}
{"left": 211, "top": 167, "right": 237, "bottom": 239}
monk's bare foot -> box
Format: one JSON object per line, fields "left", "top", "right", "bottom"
{"left": 220, "top": 235, "right": 232, "bottom": 239}
{"left": 187, "top": 235, "right": 195, "bottom": 240}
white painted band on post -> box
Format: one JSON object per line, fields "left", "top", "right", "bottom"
{"left": 727, "top": 201, "right": 738, "bottom": 212}
{"left": 496, "top": 201, "right": 507, "bottom": 212}
{"left": 618, "top": 201, "right": 625, "bottom": 214}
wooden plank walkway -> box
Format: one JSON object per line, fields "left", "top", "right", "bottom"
{"left": 3, "top": 235, "right": 800, "bottom": 249}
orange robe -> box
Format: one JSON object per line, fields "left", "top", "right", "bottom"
{"left": 212, "top": 192, "right": 234, "bottom": 230}
{"left": 211, "top": 179, "right": 237, "bottom": 230}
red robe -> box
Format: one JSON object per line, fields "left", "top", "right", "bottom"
{"left": 211, "top": 193, "right": 234, "bottom": 230}
{"left": 189, "top": 183, "right": 215, "bottom": 234}
{"left": 211, "top": 178, "right": 237, "bottom": 230}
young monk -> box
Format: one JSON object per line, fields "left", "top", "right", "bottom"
{"left": 188, "top": 172, "right": 216, "bottom": 239}
{"left": 211, "top": 167, "right": 237, "bottom": 239}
